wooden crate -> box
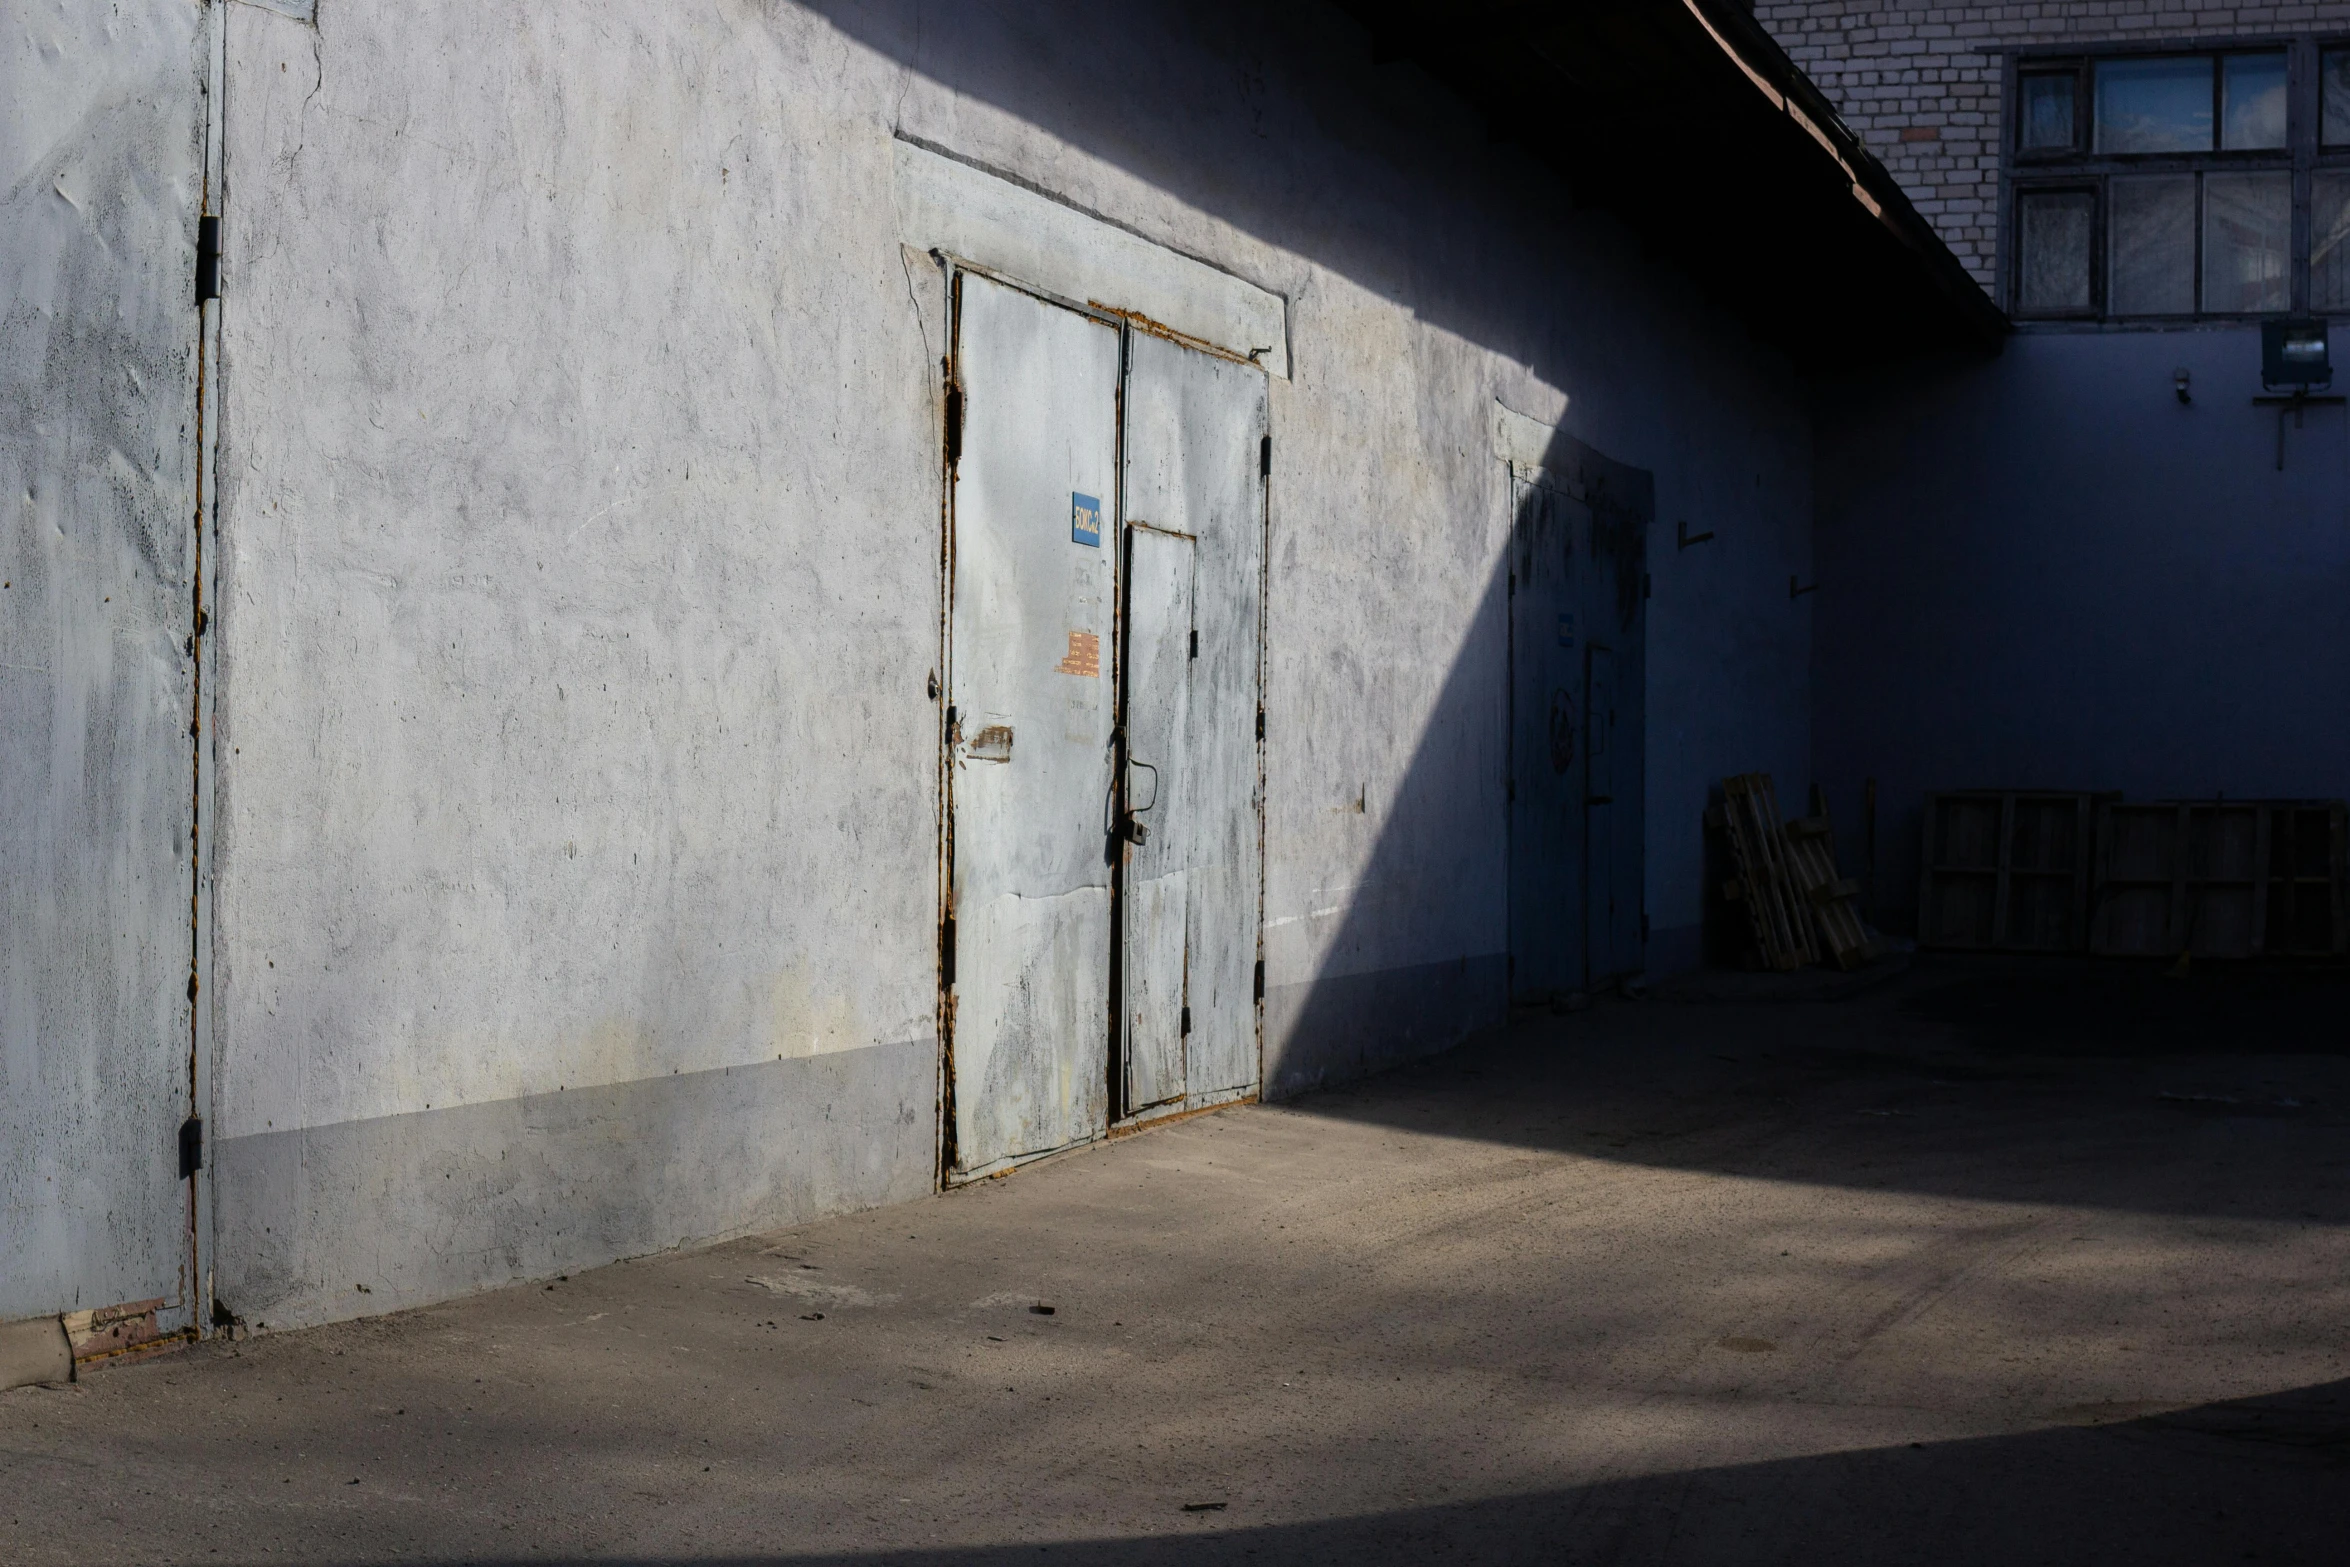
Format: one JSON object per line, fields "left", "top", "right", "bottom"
{"left": 1917, "top": 791, "right": 2100, "bottom": 953}
{"left": 2089, "top": 800, "right": 2348, "bottom": 958}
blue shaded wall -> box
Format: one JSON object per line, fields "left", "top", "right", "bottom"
{"left": 1813, "top": 326, "right": 2350, "bottom": 930}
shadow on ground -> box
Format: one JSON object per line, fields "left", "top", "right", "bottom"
{"left": 1900, "top": 958, "right": 2350, "bottom": 1057}
{"left": 1283, "top": 956, "right": 2350, "bottom": 1227}
{"left": 12, "top": 959, "right": 2346, "bottom": 1567}
{"left": 180, "top": 1376, "right": 2350, "bottom": 1565}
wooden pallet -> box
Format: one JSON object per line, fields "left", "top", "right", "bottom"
{"left": 2091, "top": 800, "right": 2348, "bottom": 958}
{"left": 1717, "top": 773, "right": 1817, "bottom": 971}
{"left": 1784, "top": 815, "right": 1872, "bottom": 970}
{"left": 1917, "top": 791, "right": 2104, "bottom": 953}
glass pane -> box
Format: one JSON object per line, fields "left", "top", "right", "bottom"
{"left": 2020, "top": 73, "right": 2077, "bottom": 150}
{"left": 2221, "top": 53, "right": 2287, "bottom": 149}
{"left": 2203, "top": 172, "right": 2291, "bottom": 314}
{"left": 2327, "top": 49, "right": 2350, "bottom": 146}
{"left": 2109, "top": 175, "right": 2196, "bottom": 315}
{"left": 2313, "top": 172, "right": 2350, "bottom": 311}
{"left": 2017, "top": 191, "right": 2095, "bottom": 313}
{"left": 2096, "top": 56, "right": 2214, "bottom": 153}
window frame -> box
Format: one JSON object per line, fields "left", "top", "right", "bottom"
{"left": 2002, "top": 34, "right": 2350, "bottom": 323}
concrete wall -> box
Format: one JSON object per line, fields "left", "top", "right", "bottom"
{"left": 197, "top": 0, "right": 1818, "bottom": 1326}
{"left": 1812, "top": 325, "right": 2350, "bottom": 929}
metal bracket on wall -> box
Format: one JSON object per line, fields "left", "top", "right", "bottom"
{"left": 2251, "top": 391, "right": 2346, "bottom": 471}
{"left": 1789, "top": 575, "right": 1819, "bottom": 600}
{"left": 1677, "top": 517, "right": 1714, "bottom": 549}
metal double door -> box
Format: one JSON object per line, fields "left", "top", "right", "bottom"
{"left": 944, "top": 271, "right": 1266, "bottom": 1179}
{"left": 1506, "top": 460, "right": 1647, "bottom": 1001}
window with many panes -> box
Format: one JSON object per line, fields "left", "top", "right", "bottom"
{"left": 2010, "top": 40, "right": 2350, "bottom": 320}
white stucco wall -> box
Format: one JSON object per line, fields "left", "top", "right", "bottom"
{"left": 196, "top": 0, "right": 1818, "bottom": 1326}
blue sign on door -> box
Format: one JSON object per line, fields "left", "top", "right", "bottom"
{"left": 1071, "top": 492, "right": 1102, "bottom": 547}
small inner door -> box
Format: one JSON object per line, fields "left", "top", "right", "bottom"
{"left": 1120, "top": 525, "right": 1195, "bottom": 1113}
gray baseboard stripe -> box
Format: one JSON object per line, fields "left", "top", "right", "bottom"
{"left": 0, "top": 1315, "right": 72, "bottom": 1391}
{"left": 214, "top": 1039, "right": 936, "bottom": 1330}
{"left": 1263, "top": 953, "right": 1508, "bottom": 1100}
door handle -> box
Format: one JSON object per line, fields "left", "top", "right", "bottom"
{"left": 1127, "top": 759, "right": 1160, "bottom": 812}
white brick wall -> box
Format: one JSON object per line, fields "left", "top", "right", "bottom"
{"left": 1751, "top": 3, "right": 2350, "bottom": 288}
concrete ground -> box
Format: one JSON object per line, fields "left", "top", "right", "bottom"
{"left": 7, "top": 958, "right": 2349, "bottom": 1565}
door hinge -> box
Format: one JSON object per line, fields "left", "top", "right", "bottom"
{"left": 1253, "top": 960, "right": 1265, "bottom": 1002}
{"left": 1180, "top": 1005, "right": 1192, "bottom": 1036}
{"left": 1643, "top": 572, "right": 1652, "bottom": 600}
{"left": 940, "top": 914, "right": 956, "bottom": 987}
{"left": 195, "top": 215, "right": 220, "bottom": 306}
{"left": 1255, "top": 707, "right": 1265, "bottom": 742}
{"left": 1259, "top": 433, "right": 1271, "bottom": 478}
{"left": 944, "top": 381, "right": 964, "bottom": 469}
{"left": 1188, "top": 628, "right": 1199, "bottom": 660}
{"left": 1641, "top": 912, "right": 1651, "bottom": 943}
{"left": 178, "top": 1114, "right": 204, "bottom": 1179}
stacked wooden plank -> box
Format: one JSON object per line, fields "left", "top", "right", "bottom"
{"left": 1715, "top": 773, "right": 1873, "bottom": 970}
{"left": 1782, "top": 814, "right": 1873, "bottom": 970}
{"left": 1916, "top": 791, "right": 2104, "bottom": 953}
{"left": 2090, "top": 800, "right": 2348, "bottom": 958}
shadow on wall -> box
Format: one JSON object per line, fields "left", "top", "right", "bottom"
{"left": 1262, "top": 427, "right": 1649, "bottom": 1097}
{"left": 197, "top": 1377, "right": 2350, "bottom": 1564}
{"left": 793, "top": 0, "right": 1760, "bottom": 1090}
{"left": 804, "top": 0, "right": 1627, "bottom": 382}
{"left": 1809, "top": 331, "right": 2350, "bottom": 931}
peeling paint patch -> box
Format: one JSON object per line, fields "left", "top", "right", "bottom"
{"left": 1053, "top": 631, "right": 1100, "bottom": 677}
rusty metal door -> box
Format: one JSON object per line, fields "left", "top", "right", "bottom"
{"left": 944, "top": 272, "right": 1121, "bottom": 1177}
{"left": 1116, "top": 332, "right": 1266, "bottom": 1111}
{"left": 1, "top": 0, "right": 209, "bottom": 1335}
{"left": 1506, "top": 471, "right": 1590, "bottom": 1002}
{"left": 1118, "top": 526, "right": 1194, "bottom": 1112}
